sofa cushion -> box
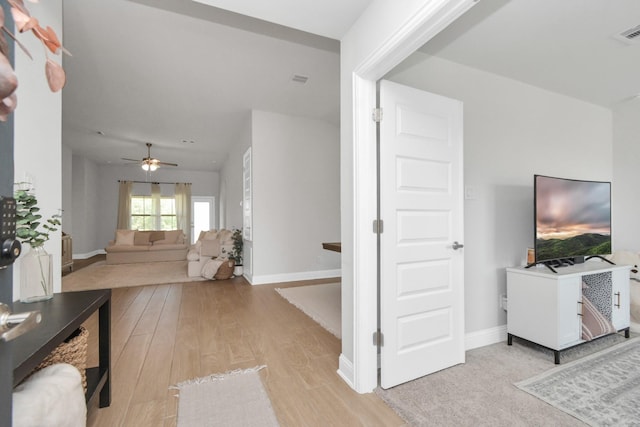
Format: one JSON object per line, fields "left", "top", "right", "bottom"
{"left": 106, "top": 244, "right": 151, "bottom": 253}
{"left": 149, "top": 231, "right": 165, "bottom": 243}
{"left": 133, "top": 231, "right": 151, "bottom": 246}
{"left": 148, "top": 243, "right": 187, "bottom": 251}
{"left": 201, "top": 239, "right": 220, "bottom": 258}
{"left": 154, "top": 230, "right": 182, "bottom": 245}
{"left": 115, "top": 229, "right": 135, "bottom": 246}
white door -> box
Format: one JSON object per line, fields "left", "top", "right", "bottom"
{"left": 379, "top": 80, "right": 465, "bottom": 389}
{"left": 191, "top": 197, "right": 215, "bottom": 242}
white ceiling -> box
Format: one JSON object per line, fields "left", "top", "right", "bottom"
{"left": 61, "top": 0, "right": 640, "bottom": 172}
{"left": 191, "top": 0, "right": 373, "bottom": 40}
{"left": 61, "top": 0, "right": 344, "bottom": 172}
{"left": 418, "top": 0, "right": 640, "bottom": 108}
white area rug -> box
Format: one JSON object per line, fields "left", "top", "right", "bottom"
{"left": 62, "top": 260, "right": 205, "bottom": 291}
{"left": 516, "top": 338, "right": 640, "bottom": 426}
{"left": 171, "top": 366, "right": 279, "bottom": 427}
{"left": 275, "top": 283, "right": 341, "bottom": 338}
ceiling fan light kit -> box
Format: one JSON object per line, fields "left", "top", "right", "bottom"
{"left": 122, "top": 142, "right": 178, "bottom": 172}
{"left": 141, "top": 161, "right": 158, "bottom": 172}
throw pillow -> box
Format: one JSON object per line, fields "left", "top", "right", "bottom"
{"left": 201, "top": 230, "right": 219, "bottom": 241}
{"left": 200, "top": 239, "right": 220, "bottom": 258}
{"left": 214, "top": 259, "right": 235, "bottom": 280}
{"left": 148, "top": 231, "right": 165, "bottom": 243}
{"left": 114, "top": 229, "right": 135, "bottom": 246}
{"left": 133, "top": 231, "right": 151, "bottom": 246}
{"left": 217, "top": 229, "right": 233, "bottom": 246}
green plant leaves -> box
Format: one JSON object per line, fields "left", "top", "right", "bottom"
{"left": 14, "top": 186, "right": 61, "bottom": 247}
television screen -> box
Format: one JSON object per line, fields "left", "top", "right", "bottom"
{"left": 534, "top": 175, "right": 611, "bottom": 264}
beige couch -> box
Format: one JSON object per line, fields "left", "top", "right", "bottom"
{"left": 187, "top": 229, "right": 234, "bottom": 277}
{"left": 105, "top": 229, "right": 188, "bottom": 265}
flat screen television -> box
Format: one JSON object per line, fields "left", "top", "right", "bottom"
{"left": 533, "top": 174, "right": 612, "bottom": 267}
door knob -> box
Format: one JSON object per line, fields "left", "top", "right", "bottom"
{"left": 0, "top": 303, "right": 41, "bottom": 342}
{"left": 452, "top": 241, "right": 464, "bottom": 250}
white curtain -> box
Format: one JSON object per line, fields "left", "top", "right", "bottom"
{"left": 175, "top": 183, "right": 192, "bottom": 244}
{"left": 151, "top": 183, "right": 161, "bottom": 229}
{"left": 116, "top": 181, "right": 132, "bottom": 229}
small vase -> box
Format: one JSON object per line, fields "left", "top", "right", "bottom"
{"left": 20, "top": 244, "right": 53, "bottom": 303}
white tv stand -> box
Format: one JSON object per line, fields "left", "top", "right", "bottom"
{"left": 506, "top": 262, "right": 630, "bottom": 363}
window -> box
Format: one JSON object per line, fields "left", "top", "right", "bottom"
{"left": 130, "top": 196, "right": 177, "bottom": 230}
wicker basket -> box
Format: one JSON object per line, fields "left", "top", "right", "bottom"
{"left": 32, "top": 326, "right": 88, "bottom": 393}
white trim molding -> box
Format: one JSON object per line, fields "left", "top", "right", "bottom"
{"left": 73, "top": 249, "right": 106, "bottom": 260}
{"left": 337, "top": 353, "right": 355, "bottom": 390}
{"left": 248, "top": 269, "right": 342, "bottom": 286}
{"left": 465, "top": 325, "right": 508, "bottom": 351}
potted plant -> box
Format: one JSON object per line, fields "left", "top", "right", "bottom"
{"left": 229, "top": 228, "right": 243, "bottom": 276}
{"left": 14, "top": 184, "right": 61, "bottom": 302}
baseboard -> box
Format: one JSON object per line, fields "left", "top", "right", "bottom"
{"left": 73, "top": 249, "right": 106, "bottom": 260}
{"left": 465, "top": 324, "right": 507, "bottom": 351}
{"left": 250, "top": 269, "right": 342, "bottom": 285}
{"left": 337, "top": 353, "right": 355, "bottom": 390}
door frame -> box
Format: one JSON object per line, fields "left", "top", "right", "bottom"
{"left": 347, "top": 0, "right": 477, "bottom": 393}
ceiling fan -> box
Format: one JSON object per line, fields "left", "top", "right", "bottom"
{"left": 121, "top": 143, "right": 178, "bottom": 171}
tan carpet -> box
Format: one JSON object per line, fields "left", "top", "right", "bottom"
{"left": 275, "top": 283, "right": 341, "bottom": 338}
{"left": 62, "top": 260, "right": 206, "bottom": 291}
{"left": 171, "top": 366, "right": 279, "bottom": 427}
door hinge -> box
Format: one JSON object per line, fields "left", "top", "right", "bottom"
{"left": 373, "top": 219, "right": 384, "bottom": 234}
{"left": 373, "top": 330, "right": 384, "bottom": 347}
{"left": 372, "top": 108, "right": 383, "bottom": 123}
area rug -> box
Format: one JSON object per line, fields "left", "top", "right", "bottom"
{"left": 516, "top": 337, "right": 640, "bottom": 426}
{"left": 62, "top": 260, "right": 206, "bottom": 291}
{"left": 374, "top": 333, "right": 631, "bottom": 426}
{"left": 275, "top": 283, "right": 341, "bottom": 338}
{"left": 171, "top": 366, "right": 279, "bottom": 427}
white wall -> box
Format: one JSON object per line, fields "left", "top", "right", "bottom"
{"left": 13, "top": 0, "right": 63, "bottom": 299}
{"left": 71, "top": 156, "right": 100, "bottom": 255}
{"left": 62, "top": 145, "right": 73, "bottom": 235}
{"left": 250, "top": 110, "right": 341, "bottom": 284}
{"left": 219, "top": 115, "right": 251, "bottom": 232}
{"left": 386, "top": 53, "right": 613, "bottom": 332}
{"left": 66, "top": 157, "right": 220, "bottom": 257}
{"left": 612, "top": 101, "right": 640, "bottom": 251}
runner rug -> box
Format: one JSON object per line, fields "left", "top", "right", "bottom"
{"left": 171, "top": 366, "right": 279, "bottom": 427}
{"left": 516, "top": 337, "right": 640, "bottom": 426}
{"left": 275, "top": 282, "right": 341, "bottom": 338}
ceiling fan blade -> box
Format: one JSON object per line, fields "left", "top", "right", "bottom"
{"left": 121, "top": 158, "right": 141, "bottom": 162}
{"left": 157, "top": 161, "right": 178, "bottom": 167}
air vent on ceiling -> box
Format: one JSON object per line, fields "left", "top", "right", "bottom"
{"left": 613, "top": 24, "right": 640, "bottom": 45}
{"left": 291, "top": 74, "right": 309, "bottom": 84}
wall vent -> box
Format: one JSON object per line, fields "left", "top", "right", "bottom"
{"left": 291, "top": 74, "right": 309, "bottom": 84}
{"left": 613, "top": 24, "right": 640, "bottom": 44}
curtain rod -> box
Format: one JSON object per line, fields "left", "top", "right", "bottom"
{"left": 118, "top": 180, "right": 192, "bottom": 185}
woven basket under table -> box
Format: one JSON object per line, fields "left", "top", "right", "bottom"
{"left": 31, "top": 326, "right": 88, "bottom": 393}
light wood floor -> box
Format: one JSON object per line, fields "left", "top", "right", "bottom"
{"left": 78, "top": 273, "right": 404, "bottom": 426}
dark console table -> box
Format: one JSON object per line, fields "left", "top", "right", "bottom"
{"left": 11, "top": 289, "right": 111, "bottom": 408}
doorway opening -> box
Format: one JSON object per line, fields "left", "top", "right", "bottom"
{"left": 191, "top": 196, "right": 215, "bottom": 243}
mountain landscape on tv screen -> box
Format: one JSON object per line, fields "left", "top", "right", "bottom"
{"left": 536, "top": 233, "right": 611, "bottom": 262}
